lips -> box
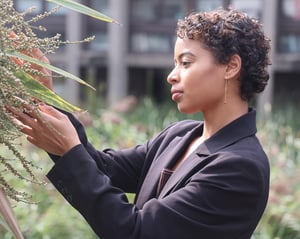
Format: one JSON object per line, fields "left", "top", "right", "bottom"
{"left": 171, "top": 88, "right": 183, "bottom": 101}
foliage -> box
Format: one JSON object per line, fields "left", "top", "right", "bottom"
{"left": 0, "top": 0, "right": 76, "bottom": 202}
{"left": 254, "top": 104, "right": 300, "bottom": 239}
{"left": 0, "top": 0, "right": 116, "bottom": 202}
{"left": 0, "top": 0, "right": 117, "bottom": 237}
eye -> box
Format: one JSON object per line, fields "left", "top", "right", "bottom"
{"left": 181, "top": 61, "right": 191, "bottom": 67}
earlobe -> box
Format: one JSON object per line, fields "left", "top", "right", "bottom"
{"left": 225, "top": 54, "right": 242, "bottom": 79}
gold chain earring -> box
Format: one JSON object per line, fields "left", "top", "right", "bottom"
{"left": 224, "top": 78, "right": 229, "bottom": 104}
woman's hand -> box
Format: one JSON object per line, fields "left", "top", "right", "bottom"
{"left": 30, "top": 48, "right": 53, "bottom": 90}
{"left": 6, "top": 104, "right": 81, "bottom": 156}
{"left": 9, "top": 31, "right": 53, "bottom": 90}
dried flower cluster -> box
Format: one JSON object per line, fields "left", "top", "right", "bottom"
{"left": 0, "top": 0, "right": 91, "bottom": 202}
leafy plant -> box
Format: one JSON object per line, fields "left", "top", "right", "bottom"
{"left": 0, "top": 0, "right": 117, "bottom": 237}
{"left": 254, "top": 106, "right": 300, "bottom": 239}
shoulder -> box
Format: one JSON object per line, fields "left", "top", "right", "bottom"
{"left": 220, "top": 134, "right": 269, "bottom": 167}
{"left": 230, "top": 136, "right": 269, "bottom": 170}
{"left": 145, "top": 119, "right": 201, "bottom": 151}
{"left": 211, "top": 137, "right": 270, "bottom": 188}
{"left": 153, "top": 119, "right": 201, "bottom": 142}
{"left": 162, "top": 119, "right": 201, "bottom": 135}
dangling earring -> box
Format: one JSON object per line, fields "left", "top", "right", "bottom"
{"left": 224, "top": 78, "right": 229, "bottom": 104}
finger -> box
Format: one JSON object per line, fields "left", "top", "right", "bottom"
{"left": 26, "top": 134, "right": 38, "bottom": 145}
{"left": 5, "top": 106, "right": 23, "bottom": 119}
{"left": 10, "top": 117, "right": 27, "bottom": 130}
{"left": 32, "top": 48, "right": 50, "bottom": 64}
{"left": 29, "top": 48, "right": 50, "bottom": 72}
{"left": 9, "top": 32, "right": 26, "bottom": 66}
{"left": 9, "top": 32, "right": 53, "bottom": 89}
{"left": 28, "top": 50, "right": 53, "bottom": 89}
{"left": 38, "top": 104, "right": 65, "bottom": 119}
{"left": 7, "top": 107, "right": 40, "bottom": 137}
{"left": 7, "top": 111, "right": 33, "bottom": 135}
{"left": 6, "top": 106, "right": 38, "bottom": 128}
{"left": 21, "top": 104, "right": 40, "bottom": 119}
{"left": 9, "top": 31, "right": 17, "bottom": 38}
{"left": 18, "top": 123, "right": 33, "bottom": 135}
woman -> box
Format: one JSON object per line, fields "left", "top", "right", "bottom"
{"left": 9, "top": 8, "right": 270, "bottom": 239}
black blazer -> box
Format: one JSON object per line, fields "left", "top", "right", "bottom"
{"left": 47, "top": 108, "right": 269, "bottom": 239}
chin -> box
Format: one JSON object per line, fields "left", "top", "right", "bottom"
{"left": 177, "top": 106, "right": 195, "bottom": 115}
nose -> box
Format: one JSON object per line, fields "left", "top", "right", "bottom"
{"left": 167, "top": 67, "right": 178, "bottom": 85}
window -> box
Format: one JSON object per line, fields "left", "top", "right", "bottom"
{"left": 161, "top": 0, "right": 186, "bottom": 20}
{"left": 196, "top": 0, "right": 262, "bottom": 18}
{"left": 15, "top": 0, "right": 42, "bottom": 12}
{"left": 83, "top": 0, "right": 109, "bottom": 51}
{"left": 131, "top": 33, "right": 171, "bottom": 53}
{"left": 282, "top": 0, "right": 300, "bottom": 20}
{"left": 14, "top": 0, "right": 68, "bottom": 15}
{"left": 131, "top": 0, "right": 156, "bottom": 21}
{"left": 90, "top": 0, "right": 110, "bottom": 15}
{"left": 231, "top": 0, "right": 262, "bottom": 18}
{"left": 131, "top": 0, "right": 186, "bottom": 21}
{"left": 278, "top": 0, "right": 300, "bottom": 53}
{"left": 89, "top": 32, "right": 108, "bottom": 51}
{"left": 46, "top": 2, "right": 69, "bottom": 15}
{"left": 196, "top": 0, "right": 223, "bottom": 11}
{"left": 280, "top": 33, "right": 300, "bottom": 53}
{"left": 130, "top": 0, "right": 181, "bottom": 53}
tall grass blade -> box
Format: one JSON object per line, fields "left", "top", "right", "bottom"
{"left": 5, "top": 51, "right": 96, "bottom": 91}
{"left": 47, "top": 0, "right": 120, "bottom": 24}
{"left": 15, "top": 71, "right": 81, "bottom": 112}
{"left": 0, "top": 188, "right": 24, "bottom": 239}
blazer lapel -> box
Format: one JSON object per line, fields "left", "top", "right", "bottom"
{"left": 157, "top": 109, "right": 257, "bottom": 198}
{"left": 135, "top": 131, "right": 196, "bottom": 208}
{"left": 158, "top": 143, "right": 209, "bottom": 199}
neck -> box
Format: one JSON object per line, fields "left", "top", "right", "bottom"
{"left": 201, "top": 100, "right": 248, "bottom": 139}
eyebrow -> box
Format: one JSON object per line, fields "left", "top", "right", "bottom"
{"left": 177, "top": 51, "right": 196, "bottom": 60}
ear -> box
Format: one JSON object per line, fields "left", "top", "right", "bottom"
{"left": 225, "top": 54, "right": 241, "bottom": 80}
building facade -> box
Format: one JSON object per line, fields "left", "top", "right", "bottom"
{"left": 13, "top": 0, "right": 300, "bottom": 110}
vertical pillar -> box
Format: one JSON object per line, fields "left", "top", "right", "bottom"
{"left": 108, "top": 0, "right": 129, "bottom": 105}
{"left": 257, "top": 0, "right": 278, "bottom": 118}
{"left": 64, "top": 2, "right": 81, "bottom": 105}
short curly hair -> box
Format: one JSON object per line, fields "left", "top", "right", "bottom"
{"left": 176, "top": 9, "right": 271, "bottom": 101}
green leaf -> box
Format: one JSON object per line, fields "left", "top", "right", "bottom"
{"left": 6, "top": 51, "right": 96, "bottom": 91}
{"left": 46, "top": 0, "right": 120, "bottom": 24}
{"left": 15, "top": 71, "right": 81, "bottom": 112}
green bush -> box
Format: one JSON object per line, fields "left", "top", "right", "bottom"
{"left": 254, "top": 104, "right": 300, "bottom": 239}
{"left": 1, "top": 98, "right": 299, "bottom": 238}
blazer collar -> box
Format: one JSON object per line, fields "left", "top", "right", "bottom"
{"left": 136, "top": 108, "right": 257, "bottom": 205}
{"left": 158, "top": 108, "right": 257, "bottom": 198}
{"left": 197, "top": 107, "right": 257, "bottom": 156}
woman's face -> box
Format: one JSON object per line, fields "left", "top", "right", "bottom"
{"left": 167, "top": 37, "right": 228, "bottom": 114}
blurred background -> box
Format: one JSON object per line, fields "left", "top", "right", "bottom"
{"left": 12, "top": 0, "right": 300, "bottom": 112}
{"left": 1, "top": 0, "right": 299, "bottom": 238}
